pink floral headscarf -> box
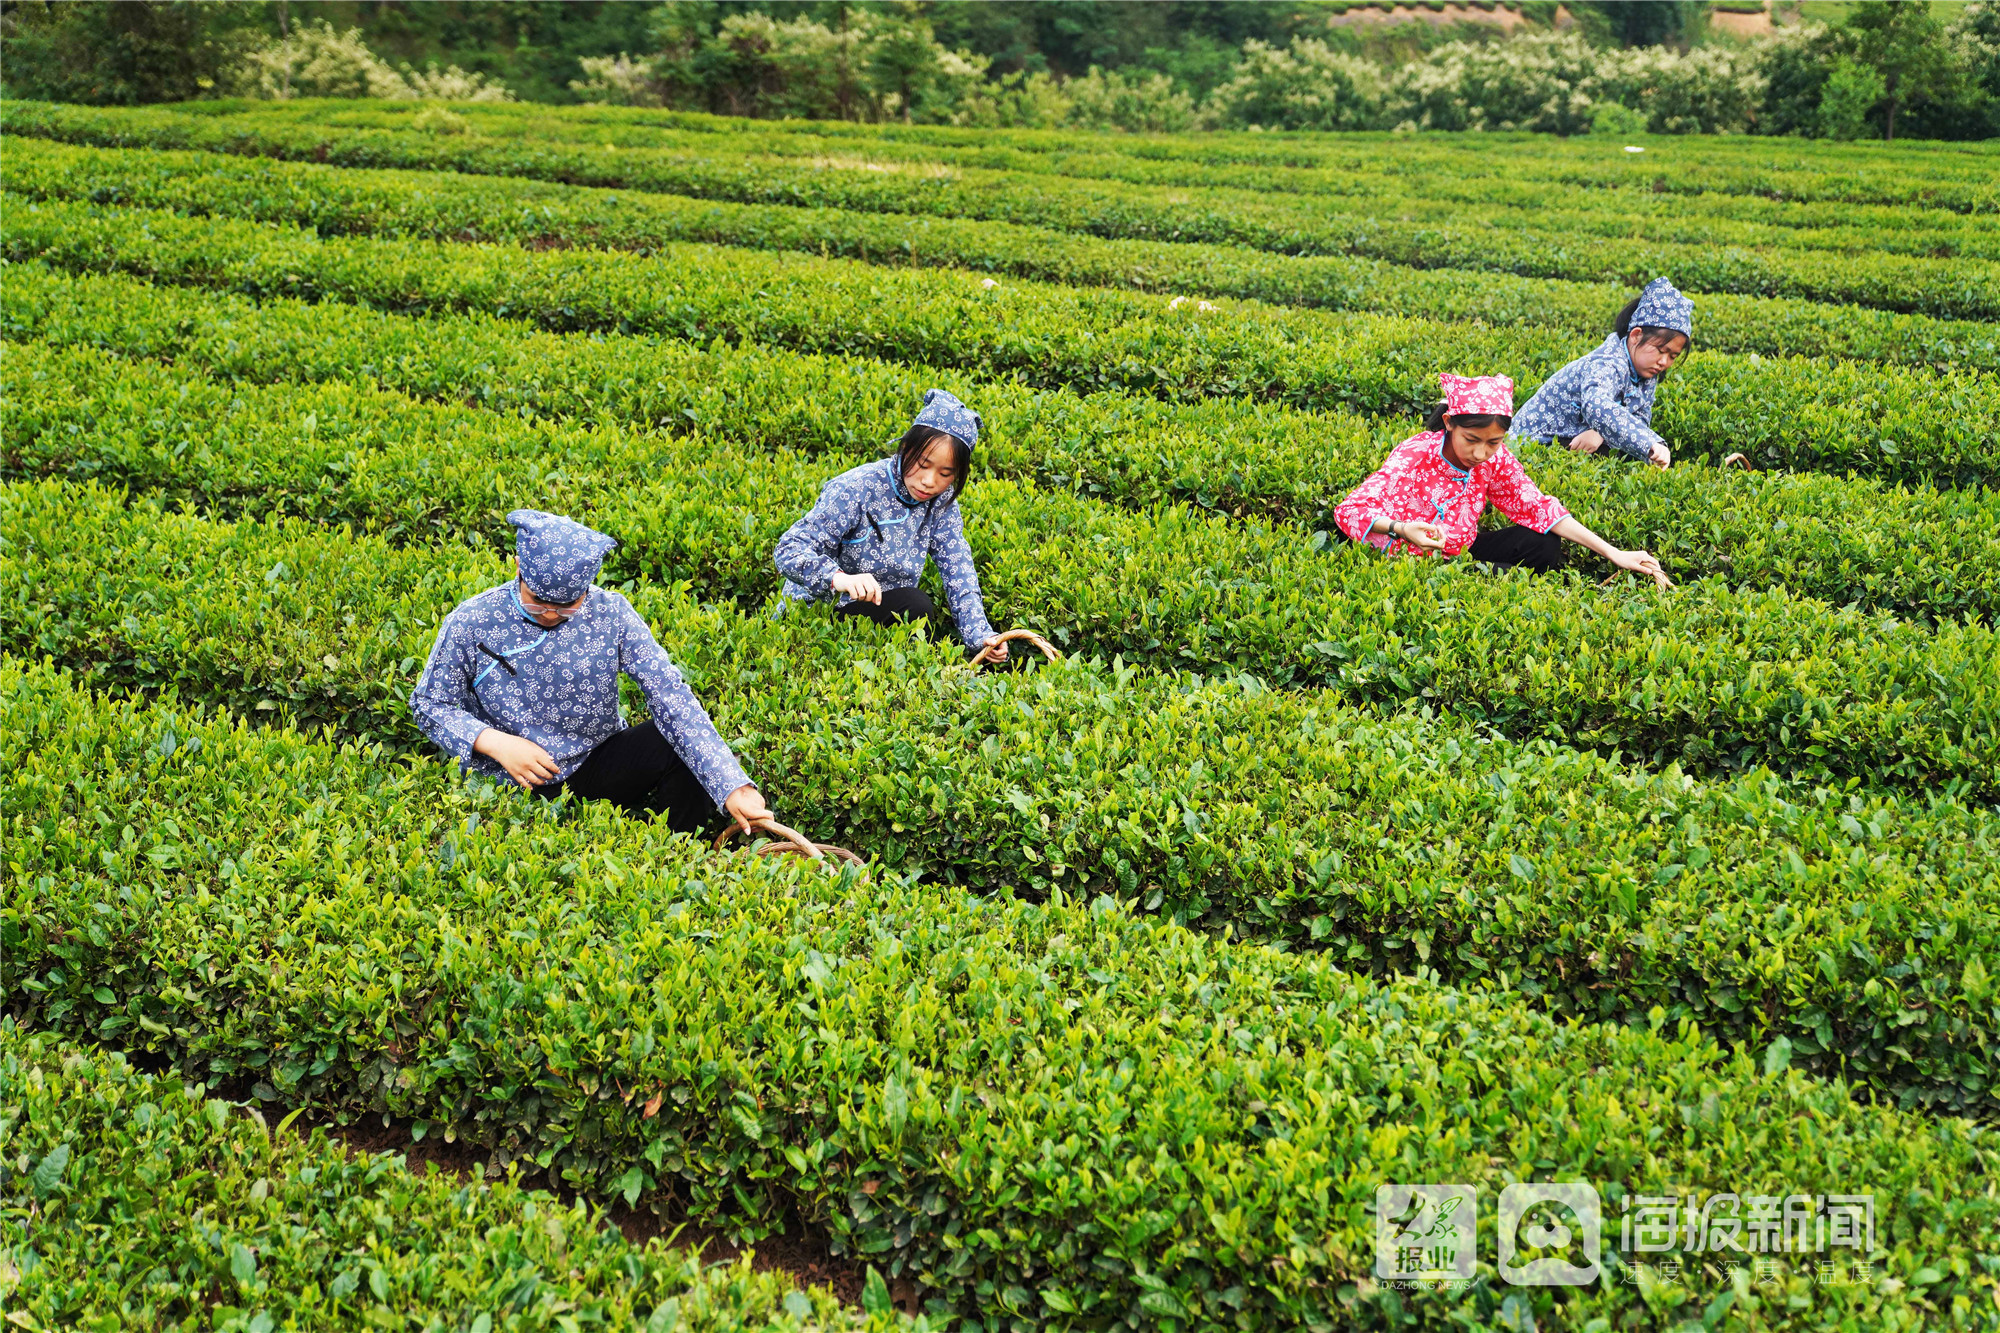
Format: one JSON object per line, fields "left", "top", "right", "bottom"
{"left": 1440, "top": 373, "right": 1515, "bottom": 418}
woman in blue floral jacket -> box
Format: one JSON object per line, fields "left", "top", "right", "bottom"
{"left": 411, "top": 510, "right": 771, "bottom": 833}
{"left": 1511, "top": 277, "right": 1694, "bottom": 469}
{"left": 776, "top": 389, "right": 1010, "bottom": 664}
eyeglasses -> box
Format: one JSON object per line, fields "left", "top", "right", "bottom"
{"left": 516, "top": 585, "right": 586, "bottom": 620}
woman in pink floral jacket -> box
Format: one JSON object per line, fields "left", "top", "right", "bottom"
{"left": 1335, "top": 373, "right": 1671, "bottom": 588}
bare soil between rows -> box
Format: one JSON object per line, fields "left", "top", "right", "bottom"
{"left": 312, "top": 1110, "right": 876, "bottom": 1309}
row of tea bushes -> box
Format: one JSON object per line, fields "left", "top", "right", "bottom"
{"left": 9, "top": 135, "right": 1995, "bottom": 371}
{"left": 162, "top": 95, "right": 2000, "bottom": 214}
{"left": 0, "top": 1029, "right": 877, "bottom": 1331}
{"left": 10, "top": 480, "right": 2000, "bottom": 1116}
{"left": 8, "top": 340, "right": 1997, "bottom": 793}
{"left": 7, "top": 196, "right": 1991, "bottom": 488}
{"left": 11, "top": 268, "right": 1995, "bottom": 624}
{"left": 10, "top": 339, "right": 1994, "bottom": 788}
{"left": 9, "top": 101, "right": 1995, "bottom": 317}
{"left": 12, "top": 264, "right": 2000, "bottom": 615}
{"left": 9, "top": 658, "right": 1997, "bottom": 1328}
{"left": 233, "top": 102, "right": 2000, "bottom": 261}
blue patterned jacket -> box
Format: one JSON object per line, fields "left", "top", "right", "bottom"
{"left": 1511, "top": 334, "right": 1666, "bottom": 462}
{"left": 775, "top": 456, "right": 996, "bottom": 649}
{"left": 410, "top": 582, "right": 751, "bottom": 807}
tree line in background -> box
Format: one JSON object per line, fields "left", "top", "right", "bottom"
{"left": 1, "top": 0, "right": 1994, "bottom": 139}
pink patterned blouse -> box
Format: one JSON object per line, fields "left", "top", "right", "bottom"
{"left": 1334, "top": 432, "right": 1570, "bottom": 557}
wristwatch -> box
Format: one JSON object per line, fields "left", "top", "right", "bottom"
{"left": 1386, "top": 521, "right": 1402, "bottom": 541}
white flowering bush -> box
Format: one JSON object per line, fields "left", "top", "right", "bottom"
{"left": 226, "top": 20, "right": 511, "bottom": 102}
{"left": 397, "top": 61, "right": 513, "bottom": 103}
{"left": 1205, "top": 38, "right": 1386, "bottom": 131}
{"left": 949, "top": 70, "right": 1072, "bottom": 128}
{"left": 1381, "top": 31, "right": 1765, "bottom": 136}
{"left": 1947, "top": 0, "right": 2000, "bottom": 70}
{"left": 708, "top": 11, "right": 849, "bottom": 119}
{"left": 897, "top": 44, "right": 991, "bottom": 124}
{"left": 1064, "top": 66, "right": 1202, "bottom": 133}
{"left": 1601, "top": 44, "right": 1763, "bottom": 134}
{"left": 225, "top": 20, "right": 407, "bottom": 100}
{"left": 570, "top": 53, "right": 665, "bottom": 108}
{"left": 674, "top": 9, "right": 983, "bottom": 123}
{"left": 1926, "top": 0, "right": 2000, "bottom": 138}
{"left": 1388, "top": 32, "right": 1599, "bottom": 134}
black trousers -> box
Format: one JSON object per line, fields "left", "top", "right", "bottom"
{"left": 837, "top": 587, "right": 993, "bottom": 661}
{"left": 836, "top": 585, "right": 937, "bottom": 627}
{"left": 1554, "top": 435, "right": 1669, "bottom": 467}
{"left": 1345, "top": 523, "right": 1566, "bottom": 572}
{"left": 534, "top": 722, "right": 717, "bottom": 834}
{"left": 1467, "top": 524, "right": 1568, "bottom": 572}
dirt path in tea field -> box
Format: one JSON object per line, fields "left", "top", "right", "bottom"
{"left": 318, "top": 1113, "right": 883, "bottom": 1310}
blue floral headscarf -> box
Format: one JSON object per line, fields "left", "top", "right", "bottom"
{"left": 507, "top": 510, "right": 616, "bottom": 604}
{"left": 1631, "top": 277, "right": 1695, "bottom": 339}
{"left": 912, "top": 388, "right": 981, "bottom": 452}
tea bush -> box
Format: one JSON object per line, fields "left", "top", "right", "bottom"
{"left": 7, "top": 95, "right": 2000, "bottom": 1332}
{"left": 8, "top": 481, "right": 2000, "bottom": 1117}
{"left": 8, "top": 660, "right": 1998, "bottom": 1327}
{"left": 8, "top": 100, "right": 1996, "bottom": 315}
{"left": 9, "top": 134, "right": 1993, "bottom": 371}
{"left": 8, "top": 195, "right": 1993, "bottom": 487}
{"left": 6, "top": 351, "right": 1996, "bottom": 794}
{"left": 0, "top": 1029, "right": 874, "bottom": 1330}
{"left": 9, "top": 276, "right": 1998, "bottom": 621}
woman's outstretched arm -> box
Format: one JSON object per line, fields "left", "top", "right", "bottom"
{"left": 1551, "top": 516, "right": 1672, "bottom": 588}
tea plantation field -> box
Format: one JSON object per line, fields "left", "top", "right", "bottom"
{"left": 3, "top": 100, "right": 1998, "bottom": 1331}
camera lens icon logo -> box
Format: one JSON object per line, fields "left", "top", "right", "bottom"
{"left": 1498, "top": 1183, "right": 1602, "bottom": 1286}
